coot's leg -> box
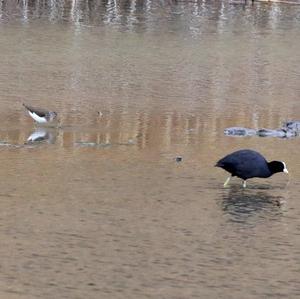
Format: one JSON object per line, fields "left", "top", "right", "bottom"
{"left": 223, "top": 176, "right": 231, "bottom": 187}
{"left": 243, "top": 180, "right": 247, "bottom": 188}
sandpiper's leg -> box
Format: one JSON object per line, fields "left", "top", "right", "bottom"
{"left": 223, "top": 176, "right": 231, "bottom": 187}
{"left": 243, "top": 180, "right": 247, "bottom": 188}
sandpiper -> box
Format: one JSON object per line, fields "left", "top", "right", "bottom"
{"left": 23, "top": 103, "right": 58, "bottom": 124}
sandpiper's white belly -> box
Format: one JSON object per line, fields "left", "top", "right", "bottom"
{"left": 28, "top": 111, "right": 47, "bottom": 123}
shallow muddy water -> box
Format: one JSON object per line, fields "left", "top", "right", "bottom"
{"left": 0, "top": 1, "right": 300, "bottom": 298}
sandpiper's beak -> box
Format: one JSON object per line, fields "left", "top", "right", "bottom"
{"left": 284, "top": 168, "right": 289, "bottom": 174}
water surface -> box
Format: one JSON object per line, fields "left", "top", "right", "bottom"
{"left": 0, "top": 1, "right": 300, "bottom": 298}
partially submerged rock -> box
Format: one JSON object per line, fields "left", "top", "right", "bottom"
{"left": 256, "top": 128, "right": 291, "bottom": 138}
{"left": 224, "top": 127, "right": 256, "bottom": 136}
{"left": 283, "top": 121, "right": 300, "bottom": 133}
{"left": 224, "top": 123, "right": 299, "bottom": 138}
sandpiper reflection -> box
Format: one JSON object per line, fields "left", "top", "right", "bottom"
{"left": 26, "top": 128, "right": 58, "bottom": 144}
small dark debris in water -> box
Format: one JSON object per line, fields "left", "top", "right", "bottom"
{"left": 175, "top": 156, "right": 183, "bottom": 162}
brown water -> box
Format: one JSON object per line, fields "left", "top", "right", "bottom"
{"left": 0, "top": 1, "right": 300, "bottom": 298}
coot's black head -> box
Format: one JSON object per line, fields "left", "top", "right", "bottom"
{"left": 268, "top": 161, "right": 288, "bottom": 176}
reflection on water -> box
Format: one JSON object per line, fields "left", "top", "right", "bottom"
{"left": 219, "top": 186, "right": 284, "bottom": 224}
{"left": 1, "top": 0, "right": 300, "bottom": 33}
{"left": 26, "top": 127, "right": 58, "bottom": 144}
{"left": 0, "top": 109, "right": 215, "bottom": 149}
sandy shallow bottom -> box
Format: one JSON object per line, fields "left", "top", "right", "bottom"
{"left": 0, "top": 1, "right": 299, "bottom": 298}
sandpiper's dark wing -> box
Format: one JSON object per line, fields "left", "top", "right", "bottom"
{"left": 23, "top": 103, "right": 48, "bottom": 117}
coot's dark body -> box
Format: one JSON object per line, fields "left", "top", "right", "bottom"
{"left": 216, "top": 149, "right": 288, "bottom": 187}
{"left": 216, "top": 149, "right": 272, "bottom": 180}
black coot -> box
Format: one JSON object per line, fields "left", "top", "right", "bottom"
{"left": 215, "top": 149, "right": 288, "bottom": 187}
